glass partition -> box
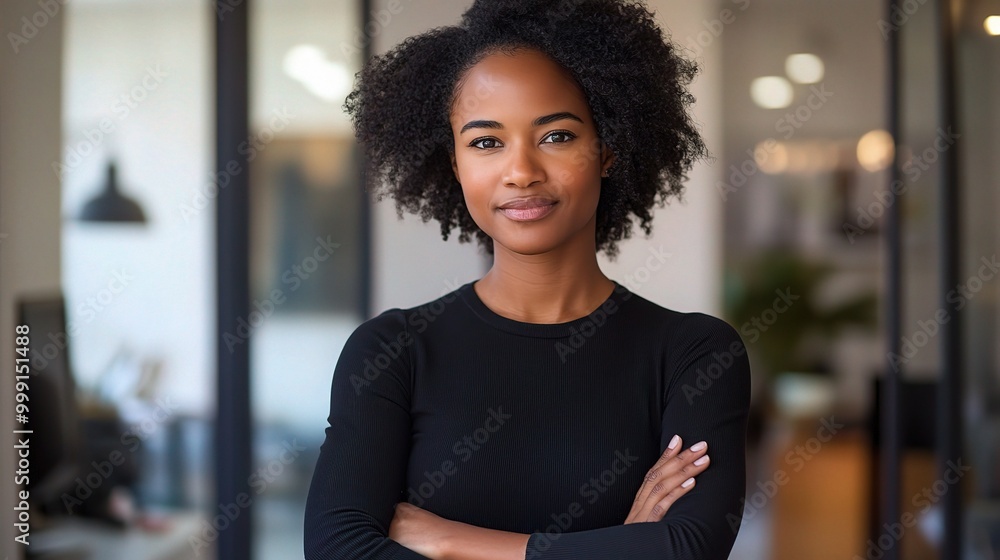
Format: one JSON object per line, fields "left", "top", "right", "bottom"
{"left": 248, "top": 0, "right": 365, "bottom": 557}
{"left": 954, "top": 2, "right": 1000, "bottom": 557}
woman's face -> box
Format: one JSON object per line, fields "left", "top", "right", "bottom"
{"left": 449, "top": 47, "right": 614, "bottom": 256}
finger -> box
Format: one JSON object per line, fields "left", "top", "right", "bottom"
{"left": 626, "top": 436, "right": 683, "bottom": 523}
{"left": 652, "top": 434, "right": 684, "bottom": 471}
{"left": 626, "top": 439, "right": 708, "bottom": 524}
{"left": 644, "top": 476, "right": 696, "bottom": 522}
{"left": 632, "top": 435, "right": 682, "bottom": 507}
{"left": 634, "top": 442, "right": 708, "bottom": 520}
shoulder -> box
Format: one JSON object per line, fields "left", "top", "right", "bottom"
{"left": 650, "top": 310, "right": 751, "bottom": 408}
{"left": 675, "top": 312, "right": 745, "bottom": 348}
{"left": 620, "top": 290, "right": 745, "bottom": 349}
{"left": 664, "top": 311, "right": 748, "bottom": 368}
{"left": 348, "top": 307, "right": 409, "bottom": 344}
{"left": 348, "top": 284, "right": 465, "bottom": 345}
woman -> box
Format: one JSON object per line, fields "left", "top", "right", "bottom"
{"left": 304, "top": 1, "right": 751, "bottom": 558}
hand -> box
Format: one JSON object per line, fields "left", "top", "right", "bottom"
{"left": 624, "top": 436, "right": 709, "bottom": 524}
{"left": 388, "top": 501, "right": 451, "bottom": 559}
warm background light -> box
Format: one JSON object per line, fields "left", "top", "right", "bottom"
{"left": 755, "top": 140, "right": 790, "bottom": 174}
{"left": 985, "top": 15, "right": 1000, "bottom": 36}
{"left": 857, "top": 129, "right": 895, "bottom": 172}
{"left": 785, "top": 53, "right": 825, "bottom": 84}
{"left": 751, "top": 76, "right": 794, "bottom": 109}
{"left": 282, "top": 44, "right": 352, "bottom": 102}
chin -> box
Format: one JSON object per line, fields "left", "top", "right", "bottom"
{"left": 491, "top": 232, "right": 565, "bottom": 256}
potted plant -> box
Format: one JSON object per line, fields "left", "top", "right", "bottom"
{"left": 723, "top": 250, "right": 878, "bottom": 421}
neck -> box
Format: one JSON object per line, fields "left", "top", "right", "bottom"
{"left": 476, "top": 225, "right": 614, "bottom": 324}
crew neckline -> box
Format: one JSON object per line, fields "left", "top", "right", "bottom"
{"left": 457, "top": 279, "right": 630, "bottom": 338}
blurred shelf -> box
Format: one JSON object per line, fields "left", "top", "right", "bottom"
{"left": 28, "top": 510, "right": 208, "bottom": 560}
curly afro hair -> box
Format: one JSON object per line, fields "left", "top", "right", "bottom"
{"left": 344, "top": 0, "right": 709, "bottom": 260}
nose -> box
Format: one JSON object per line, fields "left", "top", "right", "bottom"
{"left": 501, "top": 141, "right": 546, "bottom": 188}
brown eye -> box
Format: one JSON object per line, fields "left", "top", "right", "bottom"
{"left": 470, "top": 137, "right": 501, "bottom": 150}
{"left": 542, "top": 131, "right": 576, "bottom": 144}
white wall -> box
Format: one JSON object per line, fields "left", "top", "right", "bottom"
{"left": 60, "top": 0, "right": 214, "bottom": 416}
{"left": 0, "top": 0, "right": 64, "bottom": 556}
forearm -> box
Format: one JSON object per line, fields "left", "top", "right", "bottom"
{"left": 440, "top": 520, "right": 531, "bottom": 560}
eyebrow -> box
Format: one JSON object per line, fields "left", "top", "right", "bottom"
{"left": 459, "top": 112, "right": 584, "bottom": 135}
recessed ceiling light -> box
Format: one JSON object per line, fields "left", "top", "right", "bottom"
{"left": 857, "top": 129, "right": 895, "bottom": 172}
{"left": 750, "top": 76, "right": 794, "bottom": 109}
{"left": 785, "top": 53, "right": 824, "bottom": 84}
{"left": 985, "top": 15, "right": 1000, "bottom": 36}
{"left": 283, "top": 44, "right": 351, "bottom": 102}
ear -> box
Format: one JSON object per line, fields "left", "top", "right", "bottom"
{"left": 600, "top": 142, "right": 616, "bottom": 177}
{"left": 450, "top": 150, "right": 460, "bottom": 183}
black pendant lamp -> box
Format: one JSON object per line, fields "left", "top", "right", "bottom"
{"left": 78, "top": 159, "right": 147, "bottom": 224}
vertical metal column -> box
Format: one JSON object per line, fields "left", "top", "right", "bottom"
{"left": 935, "top": 0, "right": 963, "bottom": 556}
{"left": 359, "top": 0, "right": 373, "bottom": 320}
{"left": 215, "top": 1, "right": 252, "bottom": 558}
{"left": 881, "top": 1, "right": 903, "bottom": 558}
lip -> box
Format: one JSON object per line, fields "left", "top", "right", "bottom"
{"left": 497, "top": 202, "right": 558, "bottom": 222}
{"left": 498, "top": 196, "right": 557, "bottom": 210}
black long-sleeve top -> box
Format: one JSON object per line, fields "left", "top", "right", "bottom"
{"left": 304, "top": 279, "right": 751, "bottom": 559}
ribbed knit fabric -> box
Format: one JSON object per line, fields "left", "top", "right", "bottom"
{"left": 304, "top": 279, "right": 751, "bottom": 560}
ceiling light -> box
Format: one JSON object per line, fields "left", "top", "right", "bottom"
{"left": 857, "top": 129, "right": 895, "bottom": 172}
{"left": 785, "top": 53, "right": 824, "bottom": 84}
{"left": 750, "top": 76, "right": 794, "bottom": 109}
{"left": 985, "top": 15, "right": 1000, "bottom": 36}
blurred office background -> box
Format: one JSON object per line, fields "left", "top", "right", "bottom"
{"left": 0, "top": 0, "right": 997, "bottom": 558}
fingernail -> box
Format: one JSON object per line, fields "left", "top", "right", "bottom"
{"left": 694, "top": 456, "right": 709, "bottom": 466}
{"left": 691, "top": 441, "right": 707, "bottom": 452}
{"left": 682, "top": 477, "right": 695, "bottom": 487}
{"left": 668, "top": 435, "right": 680, "bottom": 449}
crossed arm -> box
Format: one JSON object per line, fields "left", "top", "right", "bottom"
{"left": 304, "top": 312, "right": 750, "bottom": 560}
{"left": 386, "top": 433, "right": 714, "bottom": 559}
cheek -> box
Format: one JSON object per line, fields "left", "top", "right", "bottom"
{"left": 553, "top": 157, "right": 602, "bottom": 199}
{"left": 457, "top": 169, "right": 495, "bottom": 224}
{"left": 555, "top": 144, "right": 602, "bottom": 184}
{"left": 455, "top": 156, "right": 498, "bottom": 200}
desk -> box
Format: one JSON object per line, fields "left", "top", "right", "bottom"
{"left": 28, "top": 510, "right": 209, "bottom": 560}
